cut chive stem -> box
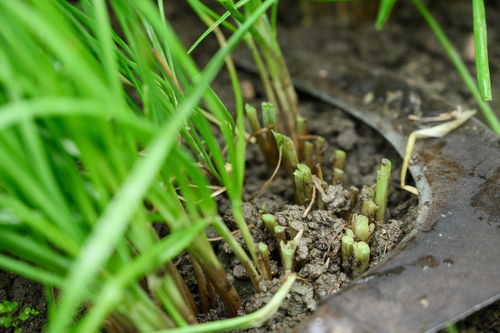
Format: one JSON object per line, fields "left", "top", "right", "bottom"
{"left": 262, "top": 102, "right": 277, "bottom": 128}
{"left": 361, "top": 199, "right": 379, "bottom": 221}
{"left": 341, "top": 229, "right": 355, "bottom": 261}
{"left": 314, "top": 136, "right": 325, "bottom": 167}
{"left": 258, "top": 242, "right": 272, "bottom": 280}
{"left": 279, "top": 229, "right": 303, "bottom": 273}
{"left": 274, "top": 225, "right": 286, "bottom": 244}
{"left": 351, "top": 214, "right": 374, "bottom": 242}
{"left": 374, "top": 158, "right": 391, "bottom": 223}
{"left": 272, "top": 131, "right": 299, "bottom": 176}
{"left": 262, "top": 214, "right": 278, "bottom": 233}
{"left": 353, "top": 241, "right": 371, "bottom": 275}
{"left": 294, "top": 163, "right": 313, "bottom": 206}
{"left": 245, "top": 103, "right": 262, "bottom": 133}
{"left": 296, "top": 116, "right": 308, "bottom": 160}
{"left": 333, "top": 149, "right": 346, "bottom": 171}
{"left": 332, "top": 168, "right": 345, "bottom": 185}
{"left": 245, "top": 104, "right": 278, "bottom": 164}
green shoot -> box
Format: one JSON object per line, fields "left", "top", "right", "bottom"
{"left": 294, "top": 164, "right": 313, "bottom": 206}
{"left": 472, "top": 0, "right": 492, "bottom": 101}
{"left": 333, "top": 149, "right": 346, "bottom": 170}
{"left": 258, "top": 242, "right": 272, "bottom": 280}
{"left": 351, "top": 214, "right": 374, "bottom": 242}
{"left": 262, "top": 102, "right": 277, "bottom": 128}
{"left": 304, "top": 142, "right": 314, "bottom": 169}
{"left": 341, "top": 230, "right": 355, "bottom": 261}
{"left": 374, "top": 159, "right": 391, "bottom": 223}
{"left": 353, "top": 241, "right": 370, "bottom": 274}
{"left": 314, "top": 136, "right": 326, "bottom": 167}
{"left": 262, "top": 214, "right": 278, "bottom": 233}
{"left": 279, "top": 230, "right": 303, "bottom": 273}
{"left": 274, "top": 225, "right": 287, "bottom": 244}
{"left": 375, "top": 0, "right": 397, "bottom": 30}
{"left": 296, "top": 116, "right": 308, "bottom": 160}
{"left": 412, "top": 0, "right": 500, "bottom": 134}
{"left": 361, "top": 199, "right": 379, "bottom": 221}
{"left": 273, "top": 131, "right": 299, "bottom": 175}
{"left": 332, "top": 168, "right": 346, "bottom": 185}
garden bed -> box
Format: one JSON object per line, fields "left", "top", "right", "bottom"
{"left": 1, "top": 1, "right": 499, "bottom": 332}
{"left": 184, "top": 96, "right": 417, "bottom": 332}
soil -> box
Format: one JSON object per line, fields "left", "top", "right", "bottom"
{"left": 176, "top": 94, "right": 418, "bottom": 332}
{"left": 0, "top": 272, "right": 46, "bottom": 333}
{"left": 2, "top": 1, "right": 499, "bottom": 332}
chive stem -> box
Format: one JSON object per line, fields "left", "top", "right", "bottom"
{"left": 351, "top": 214, "right": 373, "bottom": 242}
{"left": 353, "top": 241, "right": 371, "bottom": 275}
{"left": 314, "top": 136, "right": 325, "bottom": 167}
{"left": 262, "top": 102, "right": 276, "bottom": 128}
{"left": 279, "top": 229, "right": 303, "bottom": 273}
{"left": 341, "top": 230, "right": 354, "bottom": 261}
{"left": 333, "top": 149, "right": 346, "bottom": 171}
{"left": 274, "top": 225, "right": 286, "bottom": 244}
{"left": 374, "top": 158, "right": 391, "bottom": 223}
{"left": 294, "top": 163, "right": 313, "bottom": 206}
{"left": 272, "top": 131, "right": 298, "bottom": 175}
{"left": 304, "top": 141, "right": 314, "bottom": 169}
{"left": 412, "top": 0, "right": 500, "bottom": 133}
{"left": 361, "top": 199, "right": 379, "bottom": 221}
{"left": 258, "top": 242, "right": 272, "bottom": 280}
{"left": 332, "top": 168, "right": 345, "bottom": 185}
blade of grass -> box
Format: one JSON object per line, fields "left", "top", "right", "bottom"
{"left": 0, "top": 254, "right": 64, "bottom": 287}
{"left": 375, "top": 0, "right": 397, "bottom": 29}
{"left": 412, "top": 0, "right": 500, "bottom": 134}
{"left": 472, "top": 0, "right": 492, "bottom": 101}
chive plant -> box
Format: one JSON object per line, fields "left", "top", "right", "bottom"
{"left": 187, "top": 0, "right": 301, "bottom": 145}
{"left": 0, "top": 0, "right": 297, "bottom": 332}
